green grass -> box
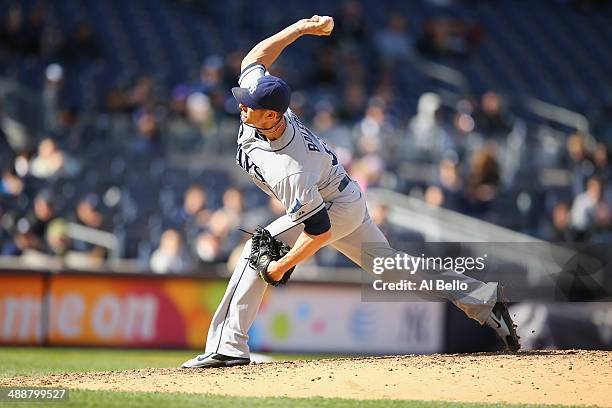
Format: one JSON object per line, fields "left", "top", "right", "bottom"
{"left": 0, "top": 347, "right": 337, "bottom": 377}
{"left": 0, "top": 390, "right": 584, "bottom": 408}
{"left": 0, "top": 347, "right": 196, "bottom": 377}
{"left": 0, "top": 348, "right": 585, "bottom": 408}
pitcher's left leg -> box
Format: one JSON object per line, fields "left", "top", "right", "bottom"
{"left": 331, "top": 216, "right": 497, "bottom": 322}
{"left": 330, "top": 213, "right": 520, "bottom": 350}
{"left": 181, "top": 215, "right": 303, "bottom": 368}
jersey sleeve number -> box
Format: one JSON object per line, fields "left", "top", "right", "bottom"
{"left": 322, "top": 141, "right": 338, "bottom": 166}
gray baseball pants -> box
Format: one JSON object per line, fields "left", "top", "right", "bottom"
{"left": 204, "top": 184, "right": 498, "bottom": 358}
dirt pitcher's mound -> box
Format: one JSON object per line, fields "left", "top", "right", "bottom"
{"left": 2, "top": 350, "right": 611, "bottom": 406}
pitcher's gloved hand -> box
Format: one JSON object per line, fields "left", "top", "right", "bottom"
{"left": 249, "top": 226, "right": 295, "bottom": 286}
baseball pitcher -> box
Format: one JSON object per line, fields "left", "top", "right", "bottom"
{"left": 182, "top": 15, "right": 519, "bottom": 368}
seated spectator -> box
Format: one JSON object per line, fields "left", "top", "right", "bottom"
{"left": 106, "top": 85, "right": 134, "bottom": 113}
{"left": 30, "top": 138, "right": 66, "bottom": 179}
{"left": 131, "top": 76, "right": 155, "bottom": 109}
{"left": 13, "top": 151, "right": 32, "bottom": 178}
{"left": 195, "top": 232, "right": 223, "bottom": 263}
{"left": 463, "top": 147, "right": 500, "bottom": 216}
{"left": 186, "top": 92, "right": 216, "bottom": 134}
{"left": 425, "top": 153, "right": 464, "bottom": 211}
{"left": 408, "top": 92, "right": 450, "bottom": 160}
{"left": 449, "top": 110, "right": 482, "bottom": 160}
{"left": 193, "top": 55, "right": 224, "bottom": 95}
{"left": 70, "top": 194, "right": 110, "bottom": 259}
{"left": 171, "top": 185, "right": 209, "bottom": 229}
{"left": 167, "top": 86, "right": 214, "bottom": 152}
{"left": 150, "top": 229, "right": 193, "bottom": 274}
{"left": 1, "top": 230, "right": 23, "bottom": 256}
{"left": 1, "top": 218, "right": 42, "bottom": 256}
{"left": 540, "top": 202, "right": 575, "bottom": 242}
{"left": 0, "top": 169, "right": 24, "bottom": 197}
{"left": 566, "top": 132, "right": 594, "bottom": 196}
{"left": 130, "top": 112, "right": 162, "bottom": 154}
{"left": 46, "top": 218, "right": 71, "bottom": 257}
{"left": 214, "top": 187, "right": 245, "bottom": 229}
{"left": 375, "top": 13, "right": 414, "bottom": 65}
{"left": 204, "top": 210, "right": 241, "bottom": 260}
{"left": 106, "top": 76, "right": 155, "bottom": 114}
{"left": 338, "top": 83, "right": 367, "bottom": 123}
{"left": 474, "top": 91, "right": 513, "bottom": 137}
{"left": 0, "top": 210, "right": 21, "bottom": 256}
{"left": 370, "top": 203, "right": 394, "bottom": 238}
{"left": 74, "top": 193, "right": 107, "bottom": 230}
{"left": 312, "top": 105, "right": 353, "bottom": 166}
{"left": 355, "top": 99, "right": 395, "bottom": 157}
{"left": 571, "top": 176, "right": 608, "bottom": 239}
{"left": 168, "top": 85, "right": 190, "bottom": 119}
{"left": 593, "top": 142, "right": 610, "bottom": 180}
{"left": 350, "top": 154, "right": 385, "bottom": 190}
{"left": 25, "top": 190, "right": 57, "bottom": 247}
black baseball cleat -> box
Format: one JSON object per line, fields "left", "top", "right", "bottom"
{"left": 180, "top": 353, "right": 250, "bottom": 368}
{"left": 485, "top": 286, "right": 521, "bottom": 352}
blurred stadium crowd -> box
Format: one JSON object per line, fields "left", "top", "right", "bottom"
{"left": 1, "top": 0, "right": 612, "bottom": 273}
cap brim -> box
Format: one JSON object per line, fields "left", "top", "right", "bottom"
{"left": 231, "top": 87, "right": 262, "bottom": 109}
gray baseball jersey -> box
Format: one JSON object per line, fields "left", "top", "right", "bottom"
{"left": 235, "top": 64, "right": 350, "bottom": 223}
{"left": 200, "top": 66, "right": 499, "bottom": 359}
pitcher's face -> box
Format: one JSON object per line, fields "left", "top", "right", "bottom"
{"left": 239, "top": 104, "right": 279, "bottom": 129}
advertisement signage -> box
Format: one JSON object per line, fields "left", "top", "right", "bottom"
{"left": 250, "top": 284, "right": 445, "bottom": 354}
{"left": 0, "top": 273, "right": 444, "bottom": 353}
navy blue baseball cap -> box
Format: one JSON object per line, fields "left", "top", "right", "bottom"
{"left": 232, "top": 75, "right": 291, "bottom": 113}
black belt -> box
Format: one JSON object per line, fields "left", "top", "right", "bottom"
{"left": 338, "top": 175, "right": 351, "bottom": 192}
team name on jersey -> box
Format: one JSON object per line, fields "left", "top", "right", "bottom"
{"left": 236, "top": 144, "right": 265, "bottom": 182}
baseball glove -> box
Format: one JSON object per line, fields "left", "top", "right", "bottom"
{"left": 249, "top": 226, "right": 295, "bottom": 286}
